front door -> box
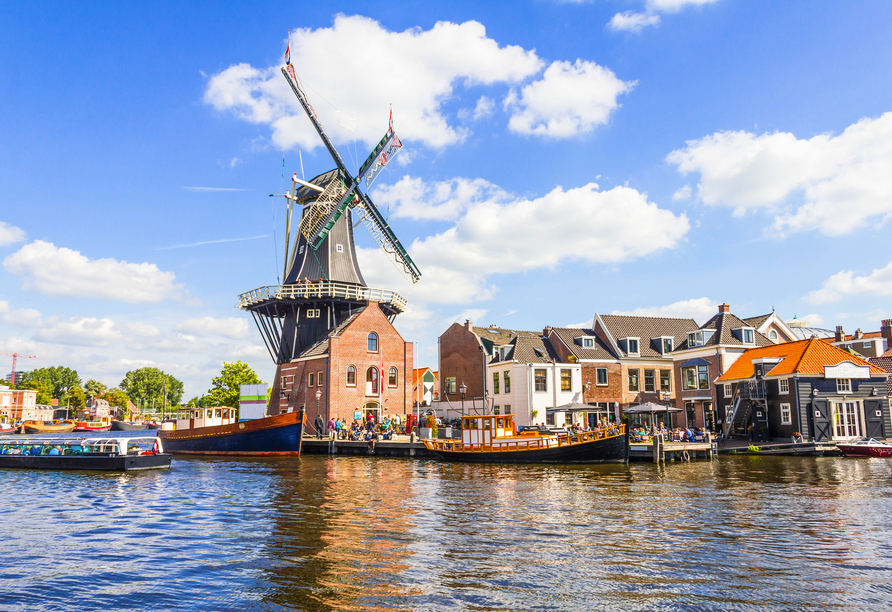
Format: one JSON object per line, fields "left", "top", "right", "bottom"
{"left": 865, "top": 398, "right": 886, "bottom": 439}
{"left": 812, "top": 398, "right": 832, "bottom": 441}
{"left": 831, "top": 401, "right": 862, "bottom": 439}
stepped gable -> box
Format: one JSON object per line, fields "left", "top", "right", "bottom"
{"left": 292, "top": 309, "right": 365, "bottom": 360}
{"left": 598, "top": 314, "right": 700, "bottom": 357}
{"left": 717, "top": 337, "right": 888, "bottom": 382}
{"left": 548, "top": 327, "right": 615, "bottom": 360}
{"left": 676, "top": 310, "right": 774, "bottom": 351}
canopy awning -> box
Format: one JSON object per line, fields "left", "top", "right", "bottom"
{"left": 623, "top": 401, "right": 682, "bottom": 414}
{"left": 681, "top": 357, "right": 711, "bottom": 367}
{"left": 546, "top": 402, "right": 608, "bottom": 414}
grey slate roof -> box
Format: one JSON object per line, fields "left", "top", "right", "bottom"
{"left": 675, "top": 311, "right": 773, "bottom": 351}
{"left": 549, "top": 327, "right": 615, "bottom": 360}
{"left": 598, "top": 314, "right": 701, "bottom": 358}
{"left": 742, "top": 314, "right": 771, "bottom": 328}
{"left": 507, "top": 334, "right": 560, "bottom": 364}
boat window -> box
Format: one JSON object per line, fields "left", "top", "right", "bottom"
{"left": 474, "top": 418, "right": 482, "bottom": 430}
{"left": 483, "top": 419, "right": 491, "bottom": 430}
{"left": 215, "top": 409, "right": 222, "bottom": 418}
{"left": 497, "top": 418, "right": 504, "bottom": 429}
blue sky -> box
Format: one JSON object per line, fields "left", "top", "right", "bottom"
{"left": 2, "top": 1, "right": 892, "bottom": 398}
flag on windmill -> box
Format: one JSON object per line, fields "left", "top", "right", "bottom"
{"left": 284, "top": 31, "right": 291, "bottom": 65}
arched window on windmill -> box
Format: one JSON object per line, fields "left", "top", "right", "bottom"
{"left": 388, "top": 367, "right": 398, "bottom": 387}
{"left": 368, "top": 332, "right": 379, "bottom": 352}
{"left": 366, "top": 367, "right": 379, "bottom": 395}
{"left": 346, "top": 365, "right": 356, "bottom": 386}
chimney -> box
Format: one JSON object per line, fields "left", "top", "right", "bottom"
{"left": 544, "top": 326, "right": 553, "bottom": 336}
{"left": 881, "top": 319, "right": 892, "bottom": 347}
{"left": 718, "top": 303, "right": 730, "bottom": 313}
{"left": 835, "top": 325, "right": 844, "bottom": 342}
{"left": 855, "top": 328, "right": 863, "bottom": 340}
{"left": 465, "top": 319, "right": 472, "bottom": 331}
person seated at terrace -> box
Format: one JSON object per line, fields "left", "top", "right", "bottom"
{"left": 684, "top": 428, "right": 695, "bottom": 443}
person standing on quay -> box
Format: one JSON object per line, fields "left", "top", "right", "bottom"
{"left": 315, "top": 414, "right": 324, "bottom": 439}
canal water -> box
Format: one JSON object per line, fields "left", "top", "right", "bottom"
{"left": 2, "top": 454, "right": 891, "bottom": 611}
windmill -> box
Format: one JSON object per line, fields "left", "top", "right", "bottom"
{"left": 236, "top": 54, "right": 421, "bottom": 367}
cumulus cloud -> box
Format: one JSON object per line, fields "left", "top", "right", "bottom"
{"left": 672, "top": 185, "right": 692, "bottom": 200}
{"left": 666, "top": 112, "right": 892, "bottom": 235}
{"left": 3, "top": 241, "right": 186, "bottom": 303}
{"left": 174, "top": 316, "right": 251, "bottom": 339}
{"left": 0, "top": 222, "right": 26, "bottom": 247}
{"left": 610, "top": 297, "right": 717, "bottom": 323}
{"left": 0, "top": 301, "right": 42, "bottom": 327}
{"left": 806, "top": 260, "right": 892, "bottom": 304}
{"left": 504, "top": 60, "right": 634, "bottom": 138}
{"left": 608, "top": 12, "right": 661, "bottom": 32}
{"left": 35, "top": 317, "right": 122, "bottom": 347}
{"left": 374, "top": 176, "right": 510, "bottom": 221}
{"left": 204, "top": 15, "right": 542, "bottom": 150}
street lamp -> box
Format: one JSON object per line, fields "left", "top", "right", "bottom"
{"left": 459, "top": 381, "right": 467, "bottom": 418}
{"left": 315, "top": 389, "right": 322, "bottom": 428}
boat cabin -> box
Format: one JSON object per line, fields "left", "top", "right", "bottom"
{"left": 461, "top": 414, "right": 515, "bottom": 445}
{"left": 174, "top": 407, "right": 236, "bottom": 431}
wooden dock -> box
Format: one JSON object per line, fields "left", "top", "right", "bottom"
{"left": 629, "top": 434, "right": 718, "bottom": 463}
{"left": 301, "top": 436, "right": 435, "bottom": 457}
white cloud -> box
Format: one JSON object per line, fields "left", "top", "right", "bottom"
{"left": 35, "top": 317, "right": 122, "bottom": 347}
{"left": 3, "top": 241, "right": 186, "bottom": 303}
{"left": 472, "top": 96, "right": 495, "bottom": 120}
{"left": 672, "top": 185, "right": 692, "bottom": 200}
{"left": 801, "top": 313, "right": 825, "bottom": 326}
{"left": 374, "top": 176, "right": 509, "bottom": 221}
{"left": 611, "top": 297, "right": 717, "bottom": 323}
{"left": 504, "top": 60, "right": 634, "bottom": 138}
{"left": 0, "top": 222, "right": 26, "bottom": 247}
{"left": 648, "top": 0, "right": 720, "bottom": 12}
{"left": 175, "top": 316, "right": 251, "bottom": 339}
{"left": 666, "top": 112, "right": 892, "bottom": 235}
{"left": 366, "top": 178, "right": 689, "bottom": 305}
{"left": 807, "top": 260, "right": 892, "bottom": 304}
{"left": 608, "top": 11, "right": 661, "bottom": 32}
{"left": 204, "top": 15, "right": 543, "bottom": 150}
{"left": 0, "top": 301, "right": 42, "bottom": 328}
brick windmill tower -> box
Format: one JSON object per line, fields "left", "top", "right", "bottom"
{"left": 237, "top": 49, "right": 419, "bottom": 428}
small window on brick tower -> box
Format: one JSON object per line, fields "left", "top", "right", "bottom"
{"left": 346, "top": 366, "right": 356, "bottom": 386}
{"left": 389, "top": 367, "right": 398, "bottom": 387}
{"left": 368, "top": 332, "right": 379, "bottom": 352}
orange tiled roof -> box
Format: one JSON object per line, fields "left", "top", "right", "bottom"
{"left": 843, "top": 331, "right": 883, "bottom": 341}
{"left": 717, "top": 338, "right": 887, "bottom": 382}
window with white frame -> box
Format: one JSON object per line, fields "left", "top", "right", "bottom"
{"left": 644, "top": 369, "right": 655, "bottom": 393}
{"left": 723, "top": 383, "right": 732, "bottom": 397}
{"left": 769, "top": 330, "right": 778, "bottom": 341}
{"left": 308, "top": 372, "right": 315, "bottom": 387}
{"left": 682, "top": 365, "right": 710, "bottom": 390}
{"left": 626, "top": 338, "right": 639, "bottom": 355}
{"left": 583, "top": 338, "right": 594, "bottom": 348}
{"left": 778, "top": 378, "right": 789, "bottom": 394}
{"left": 534, "top": 369, "right": 547, "bottom": 392}
{"left": 561, "top": 369, "right": 572, "bottom": 392}
{"left": 503, "top": 371, "right": 511, "bottom": 393}
{"left": 628, "top": 369, "right": 640, "bottom": 392}
{"left": 743, "top": 329, "right": 755, "bottom": 344}
{"left": 388, "top": 367, "right": 398, "bottom": 387}
{"left": 336, "top": 244, "right": 344, "bottom": 253}
{"left": 492, "top": 372, "right": 500, "bottom": 394}
{"left": 662, "top": 338, "right": 673, "bottom": 354}
{"left": 836, "top": 378, "right": 851, "bottom": 393}
{"left": 688, "top": 331, "right": 705, "bottom": 347}
{"left": 660, "top": 369, "right": 671, "bottom": 392}
{"left": 780, "top": 403, "right": 792, "bottom": 425}
{"left": 306, "top": 308, "right": 321, "bottom": 318}
{"left": 596, "top": 368, "right": 608, "bottom": 386}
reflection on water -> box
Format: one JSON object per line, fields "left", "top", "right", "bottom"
{"left": 2, "top": 455, "right": 892, "bottom": 611}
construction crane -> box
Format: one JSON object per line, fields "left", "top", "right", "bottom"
{"left": 1, "top": 352, "right": 36, "bottom": 387}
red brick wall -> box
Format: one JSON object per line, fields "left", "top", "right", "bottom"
{"left": 439, "top": 322, "right": 486, "bottom": 402}
{"left": 266, "top": 302, "right": 412, "bottom": 434}
{"left": 581, "top": 363, "right": 623, "bottom": 403}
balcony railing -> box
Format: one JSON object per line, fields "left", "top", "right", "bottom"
{"left": 740, "top": 380, "right": 767, "bottom": 399}
{"left": 236, "top": 281, "right": 408, "bottom": 313}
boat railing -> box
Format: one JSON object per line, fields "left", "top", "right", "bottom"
{"left": 425, "top": 424, "right": 625, "bottom": 453}
{"left": 1, "top": 436, "right": 161, "bottom": 456}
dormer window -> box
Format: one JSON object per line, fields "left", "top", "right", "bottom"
{"left": 619, "top": 337, "right": 639, "bottom": 355}
{"left": 733, "top": 327, "right": 756, "bottom": 344}
{"left": 688, "top": 331, "right": 704, "bottom": 347}
{"left": 655, "top": 337, "right": 673, "bottom": 354}
{"left": 583, "top": 338, "right": 594, "bottom": 348}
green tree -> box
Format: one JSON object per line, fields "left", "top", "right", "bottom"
{"left": 84, "top": 379, "right": 107, "bottom": 398}
{"left": 120, "top": 367, "right": 184, "bottom": 410}
{"left": 186, "top": 396, "right": 206, "bottom": 408}
{"left": 20, "top": 366, "right": 81, "bottom": 399}
{"left": 66, "top": 385, "right": 86, "bottom": 410}
{"left": 17, "top": 379, "right": 52, "bottom": 405}
{"left": 205, "top": 361, "right": 264, "bottom": 410}
{"left": 98, "top": 388, "right": 130, "bottom": 409}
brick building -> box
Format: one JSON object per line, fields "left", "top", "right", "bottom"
{"left": 267, "top": 302, "right": 413, "bottom": 434}
{"left": 672, "top": 303, "right": 773, "bottom": 430}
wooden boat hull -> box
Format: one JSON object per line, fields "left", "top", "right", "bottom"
{"left": 426, "top": 431, "right": 627, "bottom": 464}
{"left": 0, "top": 428, "right": 16, "bottom": 436}
{"left": 0, "top": 453, "right": 172, "bottom": 471}
{"left": 111, "top": 421, "right": 149, "bottom": 431}
{"left": 838, "top": 443, "right": 892, "bottom": 458}
{"left": 23, "top": 422, "right": 75, "bottom": 434}
{"left": 157, "top": 411, "right": 304, "bottom": 456}
{"left": 73, "top": 425, "right": 112, "bottom": 432}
